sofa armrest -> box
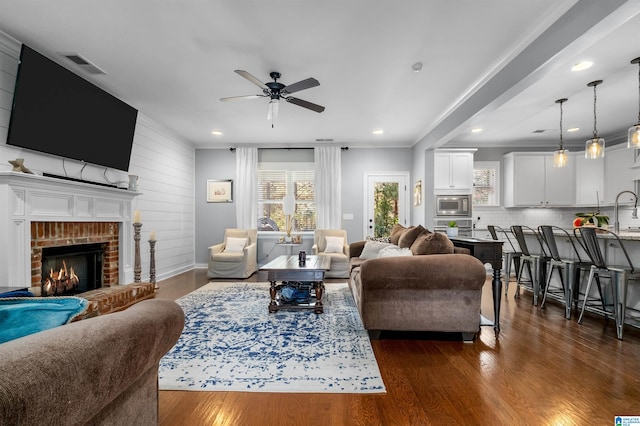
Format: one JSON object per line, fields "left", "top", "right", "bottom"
{"left": 244, "top": 242, "right": 257, "bottom": 262}
{"left": 0, "top": 299, "right": 185, "bottom": 425}
{"left": 454, "top": 246, "right": 471, "bottom": 255}
{"left": 209, "top": 242, "right": 224, "bottom": 256}
{"left": 349, "top": 240, "right": 366, "bottom": 258}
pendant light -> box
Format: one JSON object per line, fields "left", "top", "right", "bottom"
{"left": 553, "top": 98, "right": 569, "bottom": 167}
{"left": 585, "top": 80, "right": 605, "bottom": 159}
{"left": 628, "top": 57, "right": 640, "bottom": 149}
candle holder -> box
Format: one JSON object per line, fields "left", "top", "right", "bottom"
{"left": 133, "top": 223, "right": 142, "bottom": 283}
{"left": 149, "top": 239, "right": 157, "bottom": 289}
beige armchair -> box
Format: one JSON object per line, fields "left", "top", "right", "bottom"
{"left": 208, "top": 229, "right": 258, "bottom": 279}
{"left": 312, "top": 229, "right": 350, "bottom": 278}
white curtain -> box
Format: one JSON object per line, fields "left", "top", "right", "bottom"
{"left": 315, "top": 146, "right": 342, "bottom": 229}
{"left": 235, "top": 147, "right": 258, "bottom": 229}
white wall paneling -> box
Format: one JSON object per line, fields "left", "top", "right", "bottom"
{"left": 0, "top": 29, "right": 195, "bottom": 283}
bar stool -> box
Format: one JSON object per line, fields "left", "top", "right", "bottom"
{"left": 488, "top": 225, "right": 521, "bottom": 295}
{"left": 511, "top": 225, "right": 549, "bottom": 305}
{"left": 574, "top": 227, "right": 640, "bottom": 340}
{"left": 538, "top": 225, "right": 593, "bottom": 319}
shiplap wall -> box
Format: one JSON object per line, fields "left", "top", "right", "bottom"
{"left": 0, "top": 30, "right": 195, "bottom": 282}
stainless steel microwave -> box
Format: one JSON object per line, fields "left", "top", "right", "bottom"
{"left": 435, "top": 194, "right": 471, "bottom": 217}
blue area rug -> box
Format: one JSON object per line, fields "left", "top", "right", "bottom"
{"left": 159, "top": 282, "right": 385, "bottom": 393}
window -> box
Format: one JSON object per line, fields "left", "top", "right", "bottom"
{"left": 473, "top": 161, "right": 500, "bottom": 206}
{"left": 257, "top": 163, "right": 315, "bottom": 232}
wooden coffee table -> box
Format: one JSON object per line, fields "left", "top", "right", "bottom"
{"left": 260, "top": 255, "right": 331, "bottom": 314}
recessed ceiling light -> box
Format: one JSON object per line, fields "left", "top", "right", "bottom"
{"left": 567, "top": 127, "right": 580, "bottom": 132}
{"left": 471, "top": 128, "right": 483, "bottom": 133}
{"left": 571, "top": 61, "right": 593, "bottom": 72}
{"left": 411, "top": 62, "right": 423, "bottom": 73}
{"left": 211, "top": 130, "right": 223, "bottom": 136}
{"left": 372, "top": 129, "right": 384, "bottom": 135}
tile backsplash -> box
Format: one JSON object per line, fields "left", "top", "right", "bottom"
{"left": 472, "top": 206, "right": 640, "bottom": 237}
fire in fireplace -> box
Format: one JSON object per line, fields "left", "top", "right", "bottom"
{"left": 41, "top": 243, "right": 105, "bottom": 296}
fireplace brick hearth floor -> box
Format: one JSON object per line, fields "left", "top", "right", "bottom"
{"left": 72, "top": 282, "right": 155, "bottom": 321}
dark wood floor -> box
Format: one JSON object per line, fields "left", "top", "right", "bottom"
{"left": 155, "top": 269, "right": 640, "bottom": 425}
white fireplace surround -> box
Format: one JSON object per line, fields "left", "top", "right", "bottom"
{"left": 0, "top": 171, "right": 139, "bottom": 289}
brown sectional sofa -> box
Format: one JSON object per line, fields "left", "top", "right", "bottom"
{"left": 0, "top": 299, "right": 184, "bottom": 425}
{"left": 348, "top": 225, "right": 487, "bottom": 341}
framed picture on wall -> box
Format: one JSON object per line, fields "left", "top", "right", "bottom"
{"left": 207, "top": 179, "right": 233, "bottom": 203}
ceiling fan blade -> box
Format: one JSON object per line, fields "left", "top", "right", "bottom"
{"left": 220, "top": 95, "right": 263, "bottom": 102}
{"left": 234, "top": 70, "right": 268, "bottom": 90}
{"left": 286, "top": 97, "right": 325, "bottom": 113}
{"left": 282, "top": 78, "right": 319, "bottom": 95}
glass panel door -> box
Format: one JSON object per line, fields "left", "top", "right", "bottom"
{"left": 364, "top": 173, "right": 408, "bottom": 238}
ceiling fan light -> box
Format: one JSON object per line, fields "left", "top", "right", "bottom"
{"left": 267, "top": 98, "right": 279, "bottom": 120}
{"left": 585, "top": 137, "right": 605, "bottom": 159}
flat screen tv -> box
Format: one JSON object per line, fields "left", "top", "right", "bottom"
{"left": 7, "top": 45, "right": 138, "bottom": 172}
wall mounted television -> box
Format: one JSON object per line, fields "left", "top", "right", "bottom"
{"left": 7, "top": 44, "right": 138, "bottom": 172}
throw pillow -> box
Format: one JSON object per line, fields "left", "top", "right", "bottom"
{"left": 398, "top": 225, "right": 425, "bottom": 248}
{"left": 377, "top": 246, "right": 414, "bottom": 258}
{"left": 389, "top": 224, "right": 406, "bottom": 245}
{"left": 359, "top": 240, "right": 392, "bottom": 259}
{"left": 324, "top": 236, "right": 344, "bottom": 253}
{"left": 0, "top": 296, "right": 88, "bottom": 343}
{"left": 366, "top": 236, "right": 391, "bottom": 243}
{"left": 224, "top": 237, "right": 248, "bottom": 253}
{"left": 410, "top": 231, "right": 454, "bottom": 255}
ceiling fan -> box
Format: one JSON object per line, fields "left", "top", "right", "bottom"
{"left": 220, "top": 70, "right": 325, "bottom": 122}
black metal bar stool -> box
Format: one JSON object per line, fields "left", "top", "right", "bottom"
{"left": 574, "top": 227, "right": 640, "bottom": 340}
{"left": 538, "top": 225, "right": 593, "bottom": 319}
{"left": 511, "top": 225, "right": 549, "bottom": 305}
{"left": 488, "top": 225, "right": 521, "bottom": 295}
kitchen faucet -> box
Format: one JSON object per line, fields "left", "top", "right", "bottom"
{"left": 613, "top": 190, "right": 639, "bottom": 233}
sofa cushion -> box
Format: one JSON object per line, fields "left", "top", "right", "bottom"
{"left": 389, "top": 224, "right": 405, "bottom": 245}
{"left": 359, "top": 240, "right": 392, "bottom": 259}
{"left": 378, "top": 246, "right": 413, "bottom": 257}
{"left": 410, "top": 231, "right": 454, "bottom": 255}
{"left": 398, "top": 225, "right": 425, "bottom": 248}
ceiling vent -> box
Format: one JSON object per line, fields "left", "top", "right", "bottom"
{"left": 60, "top": 53, "right": 107, "bottom": 75}
{"left": 532, "top": 129, "right": 556, "bottom": 134}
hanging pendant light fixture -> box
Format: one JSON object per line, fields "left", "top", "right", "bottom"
{"left": 585, "top": 80, "right": 605, "bottom": 159}
{"left": 628, "top": 57, "right": 640, "bottom": 149}
{"left": 553, "top": 98, "right": 569, "bottom": 167}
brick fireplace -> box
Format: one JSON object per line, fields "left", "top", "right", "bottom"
{"left": 31, "top": 221, "right": 120, "bottom": 288}
{"left": 0, "top": 172, "right": 138, "bottom": 289}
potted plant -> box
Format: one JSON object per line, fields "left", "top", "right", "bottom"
{"left": 446, "top": 221, "right": 458, "bottom": 237}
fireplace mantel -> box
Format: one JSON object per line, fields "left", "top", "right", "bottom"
{"left": 0, "top": 171, "right": 140, "bottom": 288}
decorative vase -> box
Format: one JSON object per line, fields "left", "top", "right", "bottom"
{"left": 447, "top": 227, "right": 458, "bottom": 237}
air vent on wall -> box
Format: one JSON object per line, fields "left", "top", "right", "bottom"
{"left": 60, "top": 52, "right": 107, "bottom": 75}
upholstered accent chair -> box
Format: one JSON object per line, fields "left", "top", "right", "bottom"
{"left": 208, "top": 228, "right": 258, "bottom": 279}
{"left": 312, "top": 229, "right": 350, "bottom": 278}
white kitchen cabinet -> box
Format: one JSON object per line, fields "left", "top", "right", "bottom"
{"left": 575, "top": 153, "right": 605, "bottom": 206}
{"left": 434, "top": 150, "right": 474, "bottom": 194}
{"left": 603, "top": 144, "right": 635, "bottom": 205}
{"left": 503, "top": 152, "right": 575, "bottom": 207}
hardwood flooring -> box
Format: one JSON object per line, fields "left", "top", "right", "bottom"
{"left": 155, "top": 270, "right": 640, "bottom": 425}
